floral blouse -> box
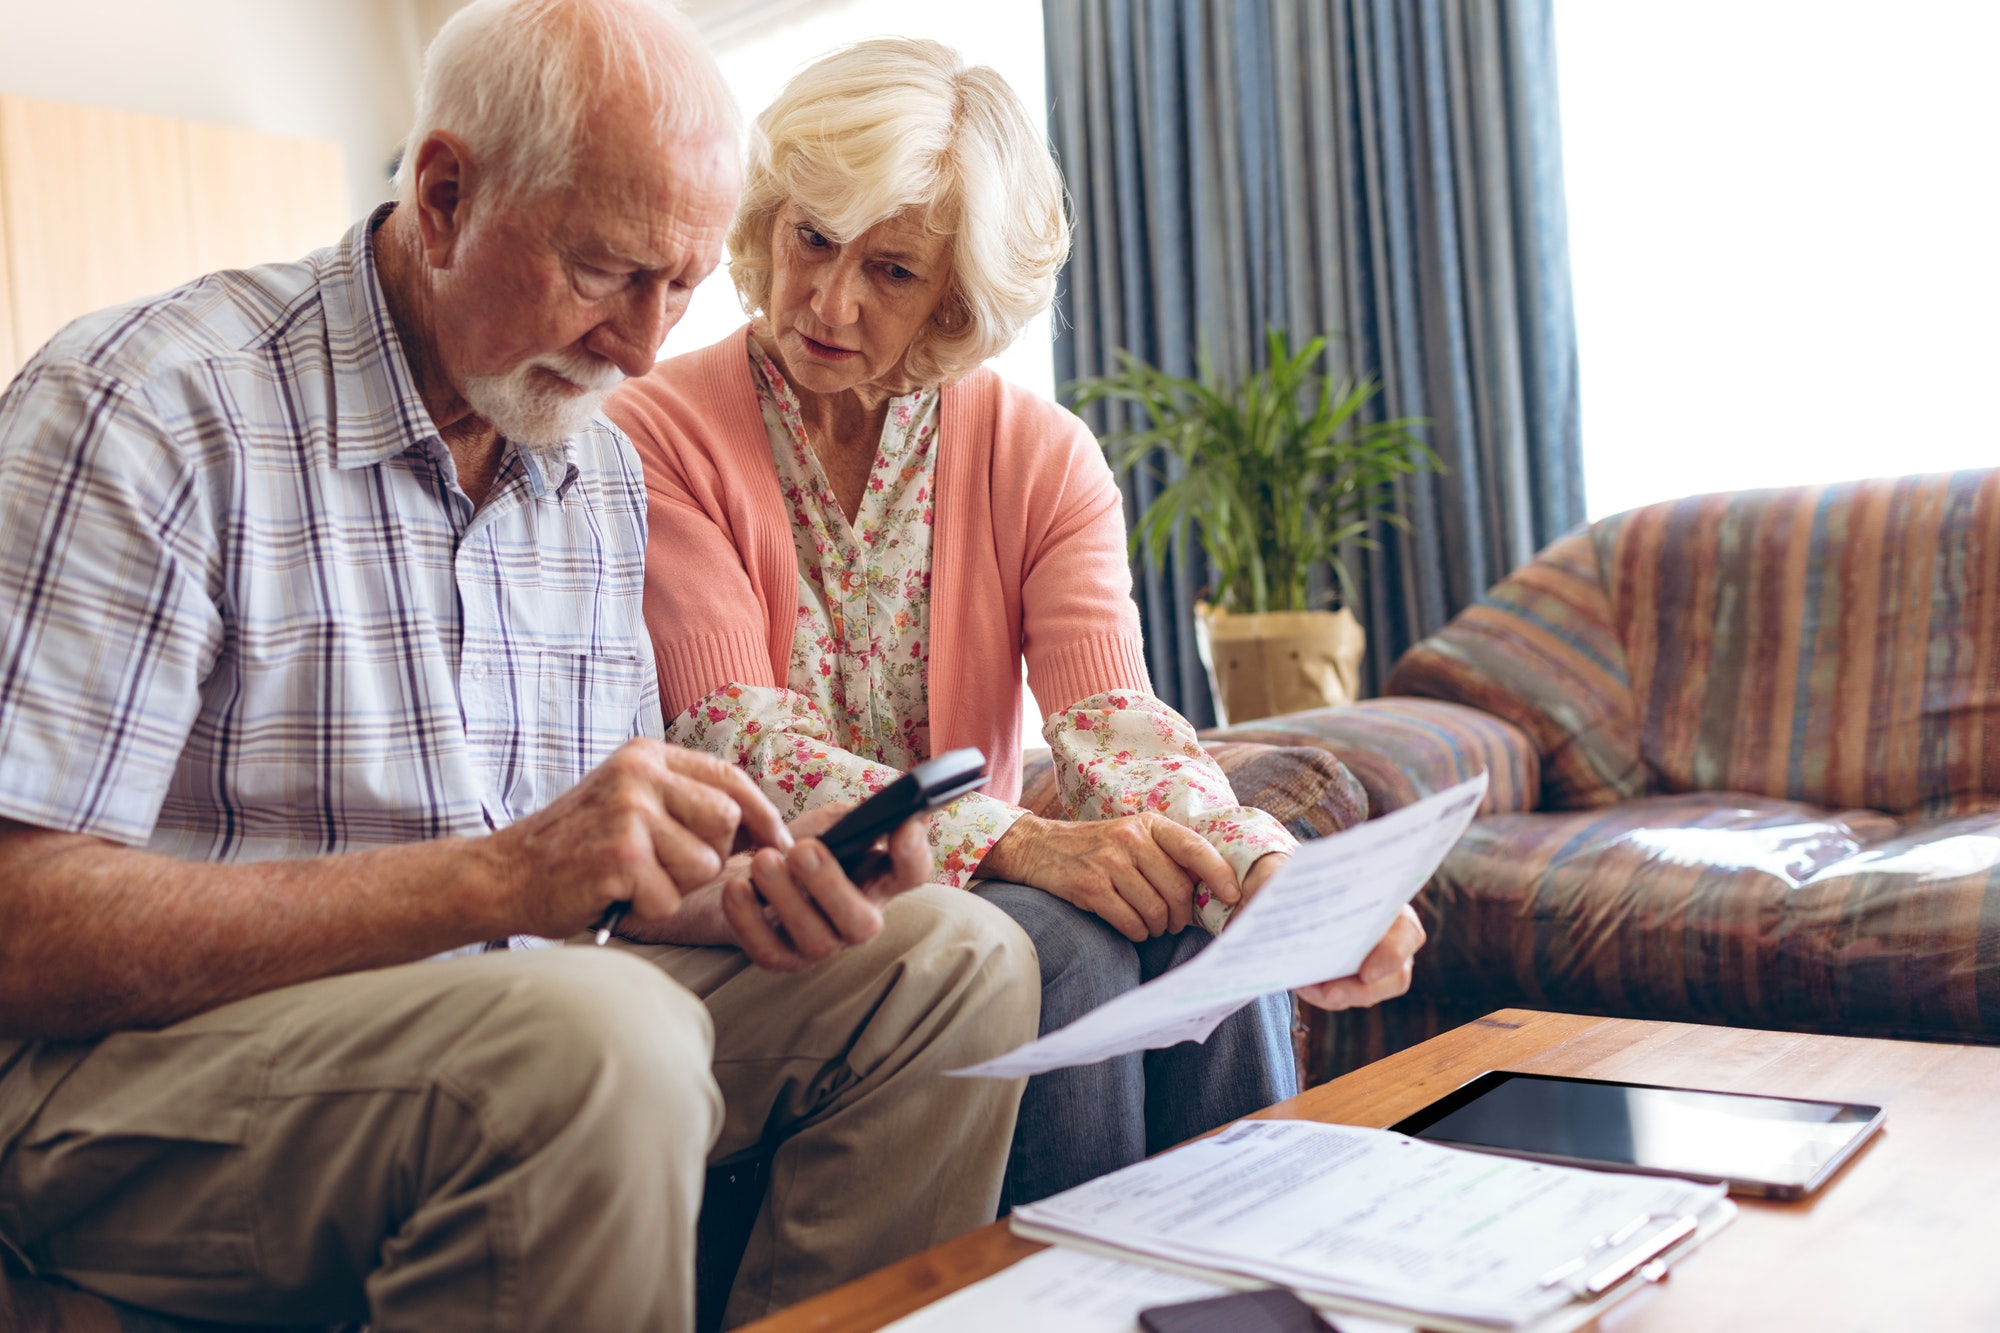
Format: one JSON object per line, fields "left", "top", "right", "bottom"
{"left": 666, "top": 341, "right": 1295, "bottom": 933}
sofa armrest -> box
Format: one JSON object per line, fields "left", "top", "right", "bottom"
{"left": 1206, "top": 697, "right": 1540, "bottom": 817}
{"left": 1017, "top": 739, "right": 1368, "bottom": 840}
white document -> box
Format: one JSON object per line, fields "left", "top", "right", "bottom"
{"left": 1011, "top": 1120, "right": 1730, "bottom": 1331}
{"left": 952, "top": 774, "right": 1489, "bottom": 1078}
{"left": 878, "top": 1246, "right": 1414, "bottom": 1333}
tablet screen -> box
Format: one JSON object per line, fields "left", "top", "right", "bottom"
{"left": 1391, "top": 1072, "right": 1882, "bottom": 1196}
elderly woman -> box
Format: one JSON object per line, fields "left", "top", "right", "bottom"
{"left": 608, "top": 37, "right": 1422, "bottom": 1206}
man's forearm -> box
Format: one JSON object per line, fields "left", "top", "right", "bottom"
{"left": 0, "top": 822, "right": 517, "bottom": 1040}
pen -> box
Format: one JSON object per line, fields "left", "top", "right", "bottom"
{"left": 592, "top": 901, "right": 627, "bottom": 946}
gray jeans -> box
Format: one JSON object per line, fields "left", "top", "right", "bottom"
{"left": 973, "top": 880, "right": 1299, "bottom": 1209}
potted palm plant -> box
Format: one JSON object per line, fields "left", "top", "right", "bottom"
{"left": 1071, "top": 328, "right": 1438, "bottom": 725}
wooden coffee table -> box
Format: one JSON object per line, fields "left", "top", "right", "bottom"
{"left": 742, "top": 1009, "right": 2000, "bottom": 1331}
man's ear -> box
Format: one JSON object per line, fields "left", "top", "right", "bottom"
{"left": 409, "top": 131, "right": 477, "bottom": 268}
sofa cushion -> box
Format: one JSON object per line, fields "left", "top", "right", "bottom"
{"left": 1017, "top": 740, "right": 1367, "bottom": 841}
{"left": 1386, "top": 531, "right": 1646, "bottom": 811}
{"left": 1592, "top": 474, "right": 2000, "bottom": 820}
{"left": 1410, "top": 792, "right": 2000, "bottom": 1040}
{"left": 1212, "top": 697, "right": 1541, "bottom": 818}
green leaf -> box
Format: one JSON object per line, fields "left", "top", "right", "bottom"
{"left": 1067, "top": 328, "right": 1446, "bottom": 614}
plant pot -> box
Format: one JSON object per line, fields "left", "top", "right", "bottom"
{"left": 1194, "top": 603, "right": 1366, "bottom": 726}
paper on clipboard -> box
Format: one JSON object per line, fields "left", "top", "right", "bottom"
{"left": 877, "top": 1246, "right": 1416, "bottom": 1333}
{"left": 950, "top": 773, "right": 1488, "bottom": 1079}
{"left": 1008, "top": 1120, "right": 1735, "bottom": 1333}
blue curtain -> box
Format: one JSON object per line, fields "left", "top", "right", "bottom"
{"left": 1046, "top": 0, "right": 1583, "bottom": 724}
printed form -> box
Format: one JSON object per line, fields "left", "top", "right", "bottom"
{"left": 879, "top": 1246, "right": 1414, "bottom": 1333}
{"left": 952, "top": 774, "right": 1489, "bottom": 1079}
{"left": 1010, "top": 1120, "right": 1729, "bottom": 1329}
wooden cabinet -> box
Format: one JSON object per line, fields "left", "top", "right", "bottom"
{"left": 0, "top": 144, "right": 13, "bottom": 378}
{"left": 0, "top": 95, "right": 349, "bottom": 380}
{"left": 183, "top": 121, "right": 349, "bottom": 279}
{"left": 1, "top": 97, "right": 197, "bottom": 367}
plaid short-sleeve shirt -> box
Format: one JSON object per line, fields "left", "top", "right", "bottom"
{"left": 0, "top": 208, "right": 661, "bottom": 863}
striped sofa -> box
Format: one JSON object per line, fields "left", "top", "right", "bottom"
{"left": 1225, "top": 471, "right": 2000, "bottom": 1081}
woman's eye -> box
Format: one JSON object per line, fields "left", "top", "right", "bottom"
{"left": 886, "top": 264, "right": 915, "bottom": 282}
{"left": 798, "top": 226, "right": 830, "bottom": 249}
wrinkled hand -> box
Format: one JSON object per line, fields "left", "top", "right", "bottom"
{"left": 630, "top": 802, "right": 934, "bottom": 971}
{"left": 722, "top": 801, "right": 934, "bottom": 971}
{"left": 1237, "top": 849, "right": 1289, "bottom": 904}
{"left": 488, "top": 739, "right": 789, "bottom": 939}
{"left": 1294, "top": 905, "right": 1426, "bottom": 1012}
{"left": 980, "top": 813, "right": 1239, "bottom": 942}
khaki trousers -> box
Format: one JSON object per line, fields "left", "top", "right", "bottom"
{"left": 0, "top": 886, "right": 1036, "bottom": 1332}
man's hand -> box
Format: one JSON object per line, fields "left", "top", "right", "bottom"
{"left": 979, "top": 812, "right": 1240, "bottom": 942}
{"left": 620, "top": 802, "right": 934, "bottom": 972}
{"left": 0, "top": 743, "right": 798, "bottom": 1040}
{"left": 487, "top": 739, "right": 789, "bottom": 939}
{"left": 1294, "top": 905, "right": 1426, "bottom": 1012}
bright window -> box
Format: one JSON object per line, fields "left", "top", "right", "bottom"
{"left": 1556, "top": 1, "right": 2000, "bottom": 519}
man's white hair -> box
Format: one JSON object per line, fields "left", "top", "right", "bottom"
{"left": 395, "top": 0, "right": 736, "bottom": 205}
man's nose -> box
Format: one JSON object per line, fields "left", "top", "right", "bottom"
{"left": 588, "top": 282, "right": 680, "bottom": 379}
{"left": 812, "top": 261, "right": 862, "bottom": 327}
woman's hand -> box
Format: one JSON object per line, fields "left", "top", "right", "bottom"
{"left": 1293, "top": 905, "right": 1426, "bottom": 1012}
{"left": 979, "top": 812, "right": 1240, "bottom": 941}
{"left": 1237, "top": 849, "right": 1289, "bottom": 904}
{"left": 1233, "top": 853, "right": 1427, "bottom": 1010}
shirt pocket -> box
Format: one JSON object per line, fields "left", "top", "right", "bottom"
{"left": 536, "top": 648, "right": 651, "bottom": 788}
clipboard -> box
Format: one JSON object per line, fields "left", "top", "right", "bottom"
{"left": 1009, "top": 1195, "right": 1737, "bottom": 1333}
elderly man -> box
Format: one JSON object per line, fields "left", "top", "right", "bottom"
{"left": 0, "top": 0, "right": 1036, "bottom": 1329}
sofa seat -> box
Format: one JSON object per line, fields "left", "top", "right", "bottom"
{"left": 1421, "top": 793, "right": 2000, "bottom": 1040}
{"left": 1228, "top": 471, "right": 2000, "bottom": 1081}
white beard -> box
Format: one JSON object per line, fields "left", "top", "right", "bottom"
{"left": 462, "top": 350, "right": 627, "bottom": 457}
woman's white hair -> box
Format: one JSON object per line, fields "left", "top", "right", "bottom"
{"left": 729, "top": 37, "right": 1071, "bottom": 386}
{"left": 396, "top": 0, "right": 736, "bottom": 205}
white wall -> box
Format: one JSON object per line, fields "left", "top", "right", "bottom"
{"left": 1557, "top": 0, "right": 2000, "bottom": 519}
{"left": 0, "top": 0, "right": 440, "bottom": 227}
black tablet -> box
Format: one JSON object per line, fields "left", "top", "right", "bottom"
{"left": 1390, "top": 1070, "right": 1885, "bottom": 1199}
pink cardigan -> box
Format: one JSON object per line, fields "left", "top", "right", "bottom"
{"left": 606, "top": 327, "right": 1154, "bottom": 804}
